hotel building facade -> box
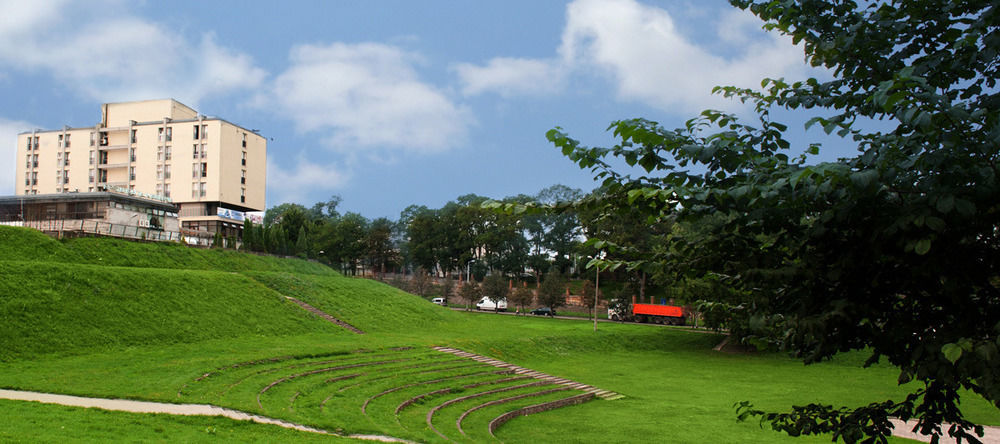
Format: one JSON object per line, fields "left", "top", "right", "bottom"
{"left": 14, "top": 99, "right": 266, "bottom": 239}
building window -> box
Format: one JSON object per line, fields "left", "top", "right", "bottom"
{"left": 201, "top": 124, "right": 207, "bottom": 139}
{"left": 165, "top": 184, "right": 171, "bottom": 198}
{"left": 25, "top": 154, "right": 30, "bottom": 169}
{"left": 58, "top": 134, "right": 63, "bottom": 147}
{"left": 157, "top": 147, "right": 163, "bottom": 161}
{"left": 241, "top": 170, "right": 246, "bottom": 184}
{"left": 192, "top": 144, "right": 199, "bottom": 159}
{"left": 89, "top": 150, "right": 95, "bottom": 165}
{"left": 130, "top": 148, "right": 136, "bottom": 162}
{"left": 201, "top": 146, "right": 207, "bottom": 159}
{"left": 200, "top": 182, "right": 206, "bottom": 197}
{"left": 89, "top": 170, "right": 94, "bottom": 184}
{"left": 201, "top": 162, "right": 207, "bottom": 178}
{"left": 64, "top": 134, "right": 70, "bottom": 147}
{"left": 157, "top": 165, "right": 163, "bottom": 180}
{"left": 241, "top": 151, "right": 246, "bottom": 166}
{"left": 130, "top": 129, "right": 137, "bottom": 144}
{"left": 63, "top": 171, "right": 69, "bottom": 184}
{"left": 32, "top": 136, "right": 39, "bottom": 149}
{"left": 192, "top": 163, "right": 198, "bottom": 178}
{"left": 241, "top": 188, "right": 246, "bottom": 203}
{"left": 165, "top": 146, "right": 171, "bottom": 160}
{"left": 63, "top": 152, "right": 69, "bottom": 166}
{"left": 90, "top": 132, "right": 95, "bottom": 146}
{"left": 165, "top": 164, "right": 171, "bottom": 179}
{"left": 57, "top": 152, "right": 62, "bottom": 166}
{"left": 24, "top": 172, "right": 29, "bottom": 186}
{"left": 158, "top": 127, "right": 172, "bottom": 142}
{"left": 193, "top": 124, "right": 199, "bottom": 139}
{"left": 32, "top": 154, "right": 38, "bottom": 168}
{"left": 25, "top": 137, "right": 31, "bottom": 150}
{"left": 156, "top": 183, "right": 162, "bottom": 195}
{"left": 31, "top": 172, "right": 37, "bottom": 185}
{"left": 88, "top": 187, "right": 93, "bottom": 192}
{"left": 129, "top": 166, "right": 135, "bottom": 181}
{"left": 242, "top": 132, "right": 247, "bottom": 148}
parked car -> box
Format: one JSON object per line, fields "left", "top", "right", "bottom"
{"left": 475, "top": 297, "right": 508, "bottom": 312}
{"left": 530, "top": 307, "right": 557, "bottom": 317}
{"left": 431, "top": 297, "right": 446, "bottom": 306}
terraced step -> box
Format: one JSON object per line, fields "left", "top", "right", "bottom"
{"left": 432, "top": 346, "right": 624, "bottom": 400}
{"left": 284, "top": 296, "right": 364, "bottom": 334}
{"left": 179, "top": 346, "right": 613, "bottom": 442}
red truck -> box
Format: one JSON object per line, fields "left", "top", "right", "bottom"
{"left": 608, "top": 301, "right": 686, "bottom": 325}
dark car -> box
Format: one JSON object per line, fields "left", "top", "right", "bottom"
{"left": 530, "top": 307, "right": 556, "bottom": 317}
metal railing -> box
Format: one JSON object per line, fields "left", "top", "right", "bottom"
{"left": 11, "top": 219, "right": 217, "bottom": 245}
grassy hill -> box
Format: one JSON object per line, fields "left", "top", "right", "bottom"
{"left": 0, "top": 226, "right": 453, "bottom": 361}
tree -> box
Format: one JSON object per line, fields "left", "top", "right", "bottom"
{"left": 409, "top": 269, "right": 434, "bottom": 298}
{"left": 366, "top": 217, "right": 396, "bottom": 279}
{"left": 536, "top": 269, "right": 567, "bottom": 310}
{"left": 544, "top": 1, "right": 1000, "bottom": 442}
{"left": 440, "top": 275, "right": 455, "bottom": 306}
{"left": 510, "top": 286, "right": 535, "bottom": 314}
{"left": 580, "top": 280, "right": 596, "bottom": 320}
{"left": 458, "top": 281, "right": 482, "bottom": 311}
{"left": 481, "top": 274, "right": 509, "bottom": 311}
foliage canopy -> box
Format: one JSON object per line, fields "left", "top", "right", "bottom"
{"left": 545, "top": 0, "right": 1000, "bottom": 442}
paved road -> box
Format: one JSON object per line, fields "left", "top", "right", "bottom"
{"left": 446, "top": 306, "right": 719, "bottom": 333}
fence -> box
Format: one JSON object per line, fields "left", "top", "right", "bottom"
{"left": 8, "top": 219, "right": 214, "bottom": 245}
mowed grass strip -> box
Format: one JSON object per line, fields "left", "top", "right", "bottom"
{"left": 459, "top": 389, "right": 591, "bottom": 443}
{"left": 0, "top": 225, "right": 334, "bottom": 274}
{"left": 0, "top": 399, "right": 362, "bottom": 443}
{"left": 411, "top": 382, "right": 575, "bottom": 442}
{"left": 0, "top": 260, "right": 344, "bottom": 362}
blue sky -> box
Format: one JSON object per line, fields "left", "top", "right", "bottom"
{"left": 0, "top": 0, "right": 846, "bottom": 219}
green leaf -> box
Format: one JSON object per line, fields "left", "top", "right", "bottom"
{"left": 914, "top": 239, "right": 932, "bottom": 255}
{"left": 942, "top": 343, "right": 962, "bottom": 364}
{"left": 936, "top": 194, "right": 955, "bottom": 214}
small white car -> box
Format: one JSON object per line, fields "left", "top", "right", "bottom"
{"left": 475, "top": 297, "right": 508, "bottom": 312}
{"left": 431, "top": 297, "right": 446, "bottom": 306}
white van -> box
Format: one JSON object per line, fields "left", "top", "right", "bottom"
{"left": 431, "top": 297, "right": 446, "bottom": 306}
{"left": 475, "top": 297, "right": 508, "bottom": 312}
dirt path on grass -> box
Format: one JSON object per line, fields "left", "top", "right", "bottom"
{"left": 0, "top": 389, "right": 411, "bottom": 443}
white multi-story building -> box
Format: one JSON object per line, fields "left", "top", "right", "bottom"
{"left": 14, "top": 99, "right": 266, "bottom": 238}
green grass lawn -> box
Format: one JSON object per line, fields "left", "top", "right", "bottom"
{"left": 0, "top": 227, "right": 997, "bottom": 443}
{"left": 0, "top": 399, "right": 359, "bottom": 443}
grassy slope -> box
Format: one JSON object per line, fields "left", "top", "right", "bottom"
{"left": 0, "top": 226, "right": 997, "bottom": 442}
{"left": 245, "top": 271, "right": 460, "bottom": 333}
{"left": 0, "top": 260, "right": 346, "bottom": 361}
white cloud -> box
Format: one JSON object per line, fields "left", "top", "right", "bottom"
{"left": 267, "top": 156, "right": 351, "bottom": 205}
{"left": 559, "top": 0, "right": 808, "bottom": 114}
{"left": 268, "top": 42, "right": 471, "bottom": 154}
{"left": 453, "top": 57, "right": 565, "bottom": 97}
{"left": 0, "top": 118, "right": 36, "bottom": 195}
{"left": 455, "top": 0, "right": 809, "bottom": 114}
{"left": 0, "top": 1, "right": 265, "bottom": 106}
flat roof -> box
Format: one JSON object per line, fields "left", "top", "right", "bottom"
{"left": 0, "top": 192, "right": 178, "bottom": 212}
